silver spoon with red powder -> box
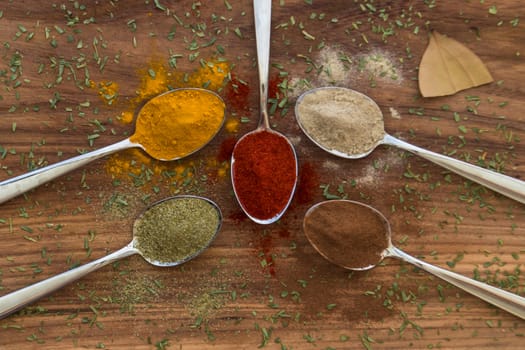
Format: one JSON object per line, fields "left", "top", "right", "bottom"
{"left": 230, "top": 0, "right": 298, "bottom": 224}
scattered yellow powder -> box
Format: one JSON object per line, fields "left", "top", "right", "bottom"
{"left": 105, "top": 150, "right": 196, "bottom": 185}
{"left": 90, "top": 80, "right": 119, "bottom": 106}
{"left": 205, "top": 158, "right": 230, "bottom": 180}
{"left": 216, "top": 164, "right": 229, "bottom": 178}
{"left": 185, "top": 60, "right": 230, "bottom": 91}
{"left": 225, "top": 118, "right": 239, "bottom": 133}
{"left": 136, "top": 62, "right": 173, "bottom": 100}
{"left": 119, "top": 110, "right": 134, "bottom": 124}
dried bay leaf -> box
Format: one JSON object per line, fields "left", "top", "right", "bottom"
{"left": 418, "top": 31, "right": 493, "bottom": 97}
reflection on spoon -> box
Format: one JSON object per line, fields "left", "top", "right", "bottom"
{"left": 295, "top": 86, "right": 525, "bottom": 204}
{"left": 0, "top": 195, "right": 222, "bottom": 319}
{"left": 231, "top": 0, "right": 298, "bottom": 224}
{"left": 303, "top": 199, "right": 525, "bottom": 320}
{"left": 0, "top": 88, "right": 226, "bottom": 205}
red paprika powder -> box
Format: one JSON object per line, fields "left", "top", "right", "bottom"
{"left": 217, "top": 136, "right": 237, "bottom": 163}
{"left": 232, "top": 129, "right": 297, "bottom": 221}
{"left": 225, "top": 74, "right": 251, "bottom": 112}
{"left": 295, "top": 161, "right": 320, "bottom": 204}
{"left": 268, "top": 74, "right": 283, "bottom": 99}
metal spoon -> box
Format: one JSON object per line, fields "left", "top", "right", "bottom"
{"left": 230, "top": 0, "right": 298, "bottom": 224}
{"left": 295, "top": 86, "right": 525, "bottom": 204}
{"left": 0, "top": 88, "right": 225, "bottom": 205}
{"left": 0, "top": 195, "right": 222, "bottom": 319}
{"left": 303, "top": 199, "right": 525, "bottom": 320}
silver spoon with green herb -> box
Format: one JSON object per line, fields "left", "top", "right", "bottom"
{"left": 0, "top": 195, "right": 222, "bottom": 319}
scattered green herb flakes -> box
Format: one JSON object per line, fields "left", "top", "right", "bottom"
{"left": 233, "top": 27, "right": 243, "bottom": 38}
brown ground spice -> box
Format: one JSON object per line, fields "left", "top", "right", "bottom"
{"left": 303, "top": 200, "right": 389, "bottom": 269}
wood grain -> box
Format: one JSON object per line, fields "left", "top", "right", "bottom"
{"left": 0, "top": 1, "right": 524, "bottom": 349}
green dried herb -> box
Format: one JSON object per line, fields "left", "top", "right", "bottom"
{"left": 134, "top": 197, "right": 220, "bottom": 263}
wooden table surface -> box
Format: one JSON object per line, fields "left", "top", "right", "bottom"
{"left": 0, "top": 1, "right": 524, "bottom": 349}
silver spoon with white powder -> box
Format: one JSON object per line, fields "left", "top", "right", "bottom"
{"left": 295, "top": 86, "right": 525, "bottom": 204}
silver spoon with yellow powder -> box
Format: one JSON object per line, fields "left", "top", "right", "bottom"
{"left": 295, "top": 86, "right": 525, "bottom": 204}
{"left": 0, "top": 195, "right": 222, "bottom": 319}
{"left": 0, "top": 88, "right": 225, "bottom": 205}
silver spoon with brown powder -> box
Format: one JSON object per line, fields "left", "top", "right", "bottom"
{"left": 295, "top": 86, "right": 525, "bottom": 204}
{"left": 303, "top": 199, "right": 525, "bottom": 320}
{"left": 0, "top": 195, "right": 222, "bottom": 319}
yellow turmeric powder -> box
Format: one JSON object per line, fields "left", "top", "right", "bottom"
{"left": 90, "top": 80, "right": 119, "bottom": 106}
{"left": 136, "top": 62, "right": 173, "bottom": 100}
{"left": 185, "top": 60, "right": 230, "bottom": 91}
{"left": 105, "top": 150, "right": 195, "bottom": 181}
{"left": 104, "top": 58, "right": 232, "bottom": 185}
{"left": 130, "top": 89, "right": 225, "bottom": 160}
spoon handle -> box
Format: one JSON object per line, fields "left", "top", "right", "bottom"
{"left": 253, "top": 0, "right": 272, "bottom": 129}
{"left": 0, "top": 138, "right": 135, "bottom": 205}
{"left": 387, "top": 245, "right": 525, "bottom": 320}
{"left": 383, "top": 134, "right": 525, "bottom": 204}
{"left": 0, "top": 243, "right": 137, "bottom": 319}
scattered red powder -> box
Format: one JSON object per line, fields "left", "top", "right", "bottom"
{"left": 228, "top": 209, "right": 248, "bottom": 224}
{"left": 268, "top": 74, "right": 283, "bottom": 99}
{"left": 295, "top": 161, "right": 320, "bottom": 204}
{"left": 217, "top": 136, "right": 237, "bottom": 163}
{"left": 277, "top": 227, "right": 290, "bottom": 238}
{"left": 225, "top": 74, "right": 251, "bottom": 112}
{"left": 258, "top": 233, "right": 276, "bottom": 277}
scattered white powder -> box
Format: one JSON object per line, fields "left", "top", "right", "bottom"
{"left": 287, "top": 76, "right": 313, "bottom": 99}
{"left": 357, "top": 149, "right": 403, "bottom": 186}
{"left": 389, "top": 107, "right": 401, "bottom": 119}
{"left": 317, "top": 47, "right": 350, "bottom": 85}
{"left": 286, "top": 134, "right": 303, "bottom": 147}
{"left": 323, "top": 159, "right": 342, "bottom": 172}
{"left": 357, "top": 50, "right": 403, "bottom": 84}
{"left": 288, "top": 48, "right": 401, "bottom": 99}
{"left": 360, "top": 163, "right": 382, "bottom": 186}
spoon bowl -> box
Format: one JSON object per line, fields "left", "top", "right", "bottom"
{"left": 303, "top": 199, "right": 525, "bottom": 320}
{"left": 132, "top": 195, "right": 222, "bottom": 267}
{"left": 132, "top": 88, "right": 226, "bottom": 161}
{"left": 295, "top": 86, "right": 525, "bottom": 204}
{"left": 0, "top": 88, "right": 225, "bottom": 205}
{"left": 295, "top": 86, "right": 385, "bottom": 159}
{"left": 231, "top": 127, "right": 298, "bottom": 224}
{"left": 231, "top": 0, "right": 298, "bottom": 224}
{"left": 0, "top": 195, "right": 222, "bottom": 319}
